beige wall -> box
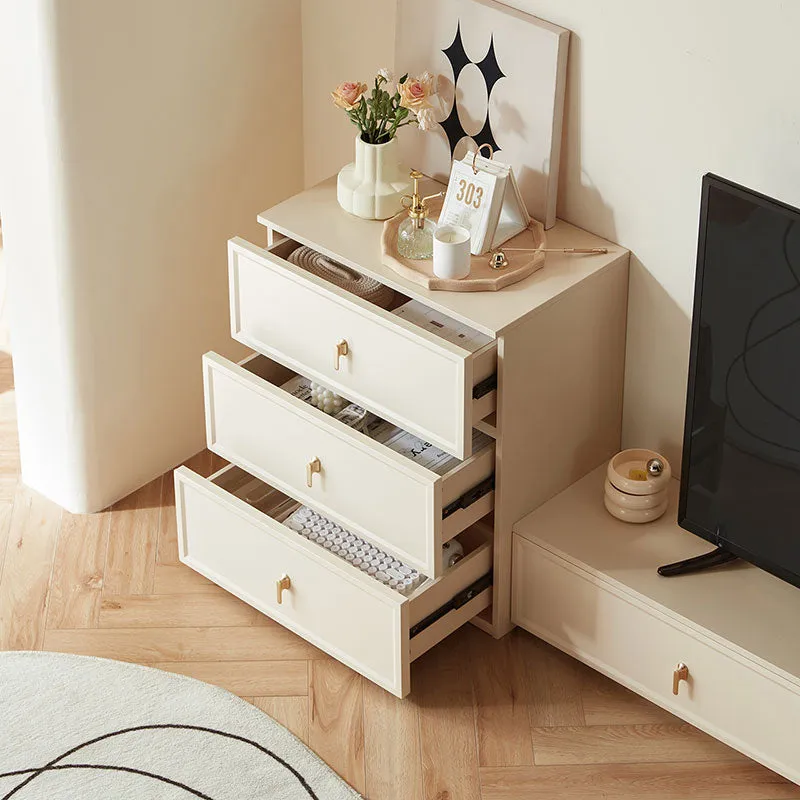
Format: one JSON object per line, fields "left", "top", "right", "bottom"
{"left": 301, "top": 0, "right": 397, "bottom": 187}
{"left": 0, "top": 0, "right": 303, "bottom": 511}
{"left": 302, "top": 0, "right": 800, "bottom": 473}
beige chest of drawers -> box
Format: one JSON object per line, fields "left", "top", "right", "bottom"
{"left": 513, "top": 466, "right": 800, "bottom": 784}
{"left": 175, "top": 176, "right": 629, "bottom": 697}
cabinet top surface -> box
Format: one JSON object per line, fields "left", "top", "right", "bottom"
{"left": 258, "top": 177, "right": 629, "bottom": 337}
{"left": 514, "top": 464, "right": 800, "bottom": 685}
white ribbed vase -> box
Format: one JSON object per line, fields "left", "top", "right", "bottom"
{"left": 337, "top": 136, "right": 411, "bottom": 220}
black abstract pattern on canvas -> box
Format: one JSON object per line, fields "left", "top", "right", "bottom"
{"left": 440, "top": 23, "right": 505, "bottom": 156}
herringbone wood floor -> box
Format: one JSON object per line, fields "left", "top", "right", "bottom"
{"left": 0, "top": 356, "right": 798, "bottom": 800}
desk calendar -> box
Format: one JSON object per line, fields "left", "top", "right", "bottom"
{"left": 438, "top": 152, "right": 531, "bottom": 255}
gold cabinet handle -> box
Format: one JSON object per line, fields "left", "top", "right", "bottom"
{"left": 276, "top": 574, "right": 291, "bottom": 604}
{"left": 306, "top": 456, "right": 321, "bottom": 488}
{"left": 673, "top": 662, "right": 689, "bottom": 695}
{"left": 334, "top": 339, "right": 349, "bottom": 370}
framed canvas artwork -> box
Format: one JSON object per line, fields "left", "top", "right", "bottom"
{"left": 395, "top": 0, "right": 569, "bottom": 229}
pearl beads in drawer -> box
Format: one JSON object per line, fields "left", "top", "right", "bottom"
{"left": 310, "top": 382, "right": 346, "bottom": 415}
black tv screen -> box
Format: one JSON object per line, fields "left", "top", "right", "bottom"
{"left": 679, "top": 174, "right": 800, "bottom": 587}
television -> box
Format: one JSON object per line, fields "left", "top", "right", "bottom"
{"left": 677, "top": 174, "right": 800, "bottom": 587}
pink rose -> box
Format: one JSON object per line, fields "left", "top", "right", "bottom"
{"left": 399, "top": 72, "right": 435, "bottom": 112}
{"left": 331, "top": 81, "right": 368, "bottom": 110}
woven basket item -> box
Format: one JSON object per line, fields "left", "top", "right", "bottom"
{"left": 288, "top": 246, "right": 395, "bottom": 309}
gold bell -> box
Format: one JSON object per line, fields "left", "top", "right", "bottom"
{"left": 489, "top": 250, "right": 509, "bottom": 270}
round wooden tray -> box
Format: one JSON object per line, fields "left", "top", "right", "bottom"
{"left": 380, "top": 196, "right": 546, "bottom": 292}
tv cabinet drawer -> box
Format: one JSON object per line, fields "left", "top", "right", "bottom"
{"left": 228, "top": 236, "right": 496, "bottom": 460}
{"left": 203, "top": 351, "right": 495, "bottom": 577}
{"left": 175, "top": 464, "right": 493, "bottom": 698}
{"left": 512, "top": 535, "right": 800, "bottom": 783}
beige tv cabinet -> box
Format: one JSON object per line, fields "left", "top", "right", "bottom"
{"left": 174, "top": 176, "right": 629, "bottom": 697}
{"left": 513, "top": 466, "right": 800, "bottom": 784}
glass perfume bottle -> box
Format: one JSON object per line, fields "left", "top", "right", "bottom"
{"left": 397, "top": 170, "right": 442, "bottom": 260}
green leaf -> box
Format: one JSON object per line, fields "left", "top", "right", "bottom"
{"left": 399, "top": 73, "right": 408, "bottom": 84}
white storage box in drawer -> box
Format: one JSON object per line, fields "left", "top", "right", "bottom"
{"left": 175, "top": 464, "right": 493, "bottom": 697}
{"left": 512, "top": 535, "right": 800, "bottom": 784}
{"left": 228, "top": 236, "right": 496, "bottom": 460}
{"left": 203, "top": 352, "right": 495, "bottom": 577}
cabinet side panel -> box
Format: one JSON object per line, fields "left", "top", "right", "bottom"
{"left": 493, "top": 256, "right": 629, "bottom": 634}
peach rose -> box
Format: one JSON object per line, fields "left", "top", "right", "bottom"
{"left": 331, "top": 81, "right": 368, "bottom": 110}
{"left": 399, "top": 72, "right": 435, "bottom": 112}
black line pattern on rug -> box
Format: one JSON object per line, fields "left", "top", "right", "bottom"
{"left": 0, "top": 724, "right": 320, "bottom": 800}
{"left": 0, "top": 764, "right": 216, "bottom": 799}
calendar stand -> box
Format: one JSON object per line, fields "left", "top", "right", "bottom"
{"left": 381, "top": 194, "right": 546, "bottom": 292}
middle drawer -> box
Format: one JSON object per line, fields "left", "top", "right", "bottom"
{"left": 203, "top": 351, "right": 495, "bottom": 578}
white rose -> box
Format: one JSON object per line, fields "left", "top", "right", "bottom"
{"left": 416, "top": 108, "right": 437, "bottom": 132}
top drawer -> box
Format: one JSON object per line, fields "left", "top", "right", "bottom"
{"left": 229, "top": 237, "right": 497, "bottom": 459}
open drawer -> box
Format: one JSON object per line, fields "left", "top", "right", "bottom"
{"left": 203, "top": 351, "right": 495, "bottom": 577}
{"left": 228, "top": 236, "right": 497, "bottom": 460}
{"left": 175, "top": 464, "right": 493, "bottom": 698}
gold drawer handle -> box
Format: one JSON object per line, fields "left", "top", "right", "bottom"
{"left": 276, "top": 574, "right": 291, "bottom": 604}
{"left": 673, "top": 662, "right": 689, "bottom": 695}
{"left": 334, "top": 339, "right": 349, "bottom": 370}
{"left": 306, "top": 457, "right": 321, "bottom": 488}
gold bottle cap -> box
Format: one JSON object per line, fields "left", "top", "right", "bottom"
{"left": 401, "top": 170, "right": 444, "bottom": 225}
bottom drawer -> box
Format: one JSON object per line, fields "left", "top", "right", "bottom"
{"left": 175, "top": 464, "right": 492, "bottom": 698}
{"left": 512, "top": 535, "right": 800, "bottom": 783}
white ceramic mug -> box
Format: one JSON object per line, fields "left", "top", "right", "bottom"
{"left": 433, "top": 225, "right": 471, "bottom": 280}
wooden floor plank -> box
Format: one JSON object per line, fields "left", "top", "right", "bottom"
{"left": 309, "top": 659, "right": 366, "bottom": 795}
{"left": 517, "top": 630, "right": 586, "bottom": 728}
{"left": 155, "top": 659, "right": 308, "bottom": 697}
{"left": 152, "top": 563, "right": 221, "bottom": 594}
{"left": 253, "top": 696, "right": 309, "bottom": 744}
{"left": 46, "top": 510, "right": 110, "bottom": 630}
{"left": 156, "top": 470, "right": 180, "bottom": 567}
{"left": 0, "top": 486, "right": 61, "bottom": 649}
{"left": 157, "top": 449, "right": 213, "bottom": 566}
{"left": 581, "top": 667, "right": 681, "bottom": 726}
{"left": 43, "top": 623, "right": 326, "bottom": 663}
{"left": 363, "top": 677, "right": 423, "bottom": 800}
{"left": 531, "top": 723, "right": 746, "bottom": 766}
{"left": 480, "top": 761, "right": 800, "bottom": 800}
{"left": 468, "top": 625, "right": 533, "bottom": 768}
{"left": 0, "top": 500, "right": 14, "bottom": 587}
{"left": 98, "top": 592, "right": 259, "bottom": 628}
{"left": 104, "top": 476, "right": 162, "bottom": 596}
{"left": 414, "top": 626, "right": 482, "bottom": 800}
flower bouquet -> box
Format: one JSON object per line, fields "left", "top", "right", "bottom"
{"left": 333, "top": 69, "right": 438, "bottom": 219}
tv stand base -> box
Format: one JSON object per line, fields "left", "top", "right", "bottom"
{"left": 657, "top": 545, "right": 738, "bottom": 577}
{"left": 512, "top": 466, "right": 800, "bottom": 786}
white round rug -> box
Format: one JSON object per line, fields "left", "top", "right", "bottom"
{"left": 0, "top": 652, "right": 361, "bottom": 800}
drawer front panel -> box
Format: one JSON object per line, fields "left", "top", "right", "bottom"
{"left": 229, "top": 237, "right": 482, "bottom": 459}
{"left": 512, "top": 536, "right": 800, "bottom": 782}
{"left": 204, "top": 353, "right": 440, "bottom": 575}
{"left": 175, "top": 467, "right": 409, "bottom": 696}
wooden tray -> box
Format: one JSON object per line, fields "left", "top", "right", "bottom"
{"left": 381, "top": 196, "right": 546, "bottom": 292}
